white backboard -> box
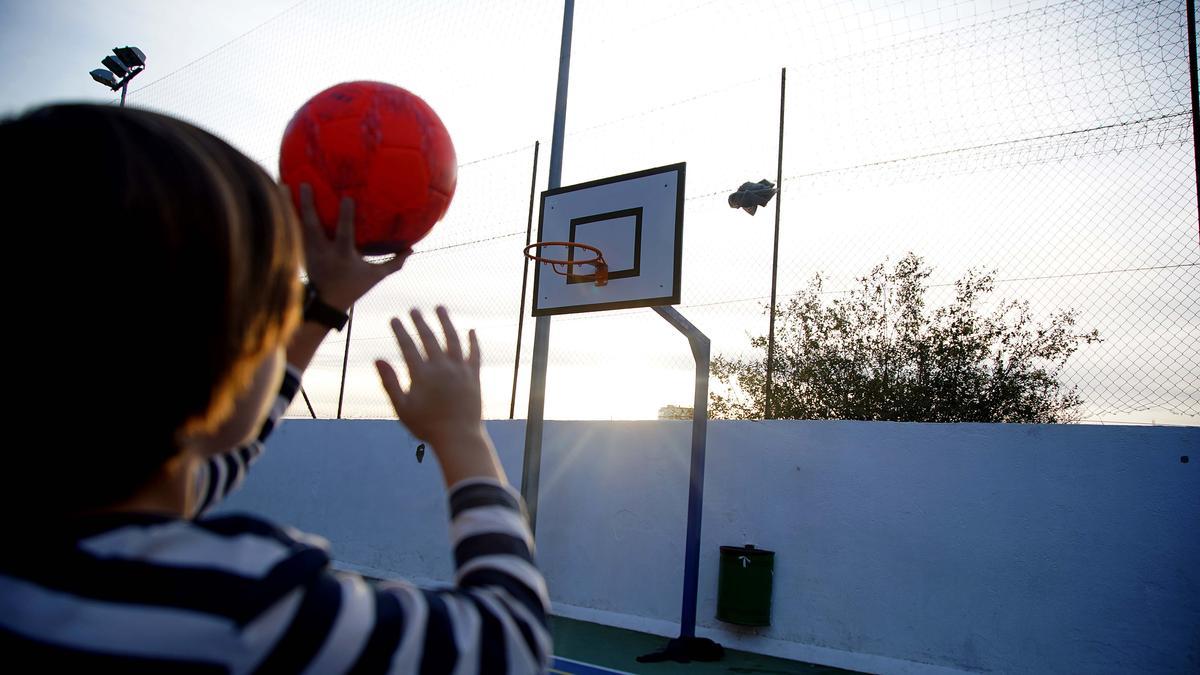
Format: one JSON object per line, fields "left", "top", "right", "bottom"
{"left": 531, "top": 163, "right": 685, "bottom": 316}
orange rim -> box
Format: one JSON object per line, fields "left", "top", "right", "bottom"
{"left": 524, "top": 241, "right": 609, "bottom": 286}
{"left": 523, "top": 241, "right": 605, "bottom": 266}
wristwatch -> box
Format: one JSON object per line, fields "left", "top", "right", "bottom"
{"left": 303, "top": 282, "right": 350, "bottom": 331}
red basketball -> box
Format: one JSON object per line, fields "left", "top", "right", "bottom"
{"left": 279, "top": 81, "right": 456, "bottom": 254}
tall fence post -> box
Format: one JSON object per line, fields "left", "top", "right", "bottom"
{"left": 1187, "top": 0, "right": 1199, "bottom": 246}
{"left": 765, "top": 67, "right": 786, "bottom": 419}
{"left": 336, "top": 305, "right": 353, "bottom": 419}
{"left": 511, "top": 141, "right": 541, "bottom": 419}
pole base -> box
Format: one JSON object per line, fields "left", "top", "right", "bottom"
{"left": 636, "top": 636, "right": 724, "bottom": 663}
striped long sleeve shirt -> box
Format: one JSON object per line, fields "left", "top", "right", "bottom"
{"left": 190, "top": 365, "right": 306, "bottom": 518}
{"left": 1, "top": 367, "right": 551, "bottom": 673}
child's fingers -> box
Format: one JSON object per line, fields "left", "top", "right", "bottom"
{"left": 390, "top": 317, "right": 425, "bottom": 374}
{"left": 375, "top": 359, "right": 408, "bottom": 415}
{"left": 435, "top": 306, "right": 462, "bottom": 360}
{"left": 296, "top": 184, "right": 324, "bottom": 239}
{"left": 409, "top": 309, "right": 444, "bottom": 361}
{"left": 467, "top": 329, "right": 481, "bottom": 373}
{"left": 336, "top": 196, "right": 357, "bottom": 253}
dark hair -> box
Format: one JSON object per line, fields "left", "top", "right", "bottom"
{"left": 3, "top": 104, "right": 302, "bottom": 514}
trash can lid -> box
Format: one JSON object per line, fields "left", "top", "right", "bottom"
{"left": 720, "top": 544, "right": 774, "bottom": 556}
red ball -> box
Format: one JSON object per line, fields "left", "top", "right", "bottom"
{"left": 279, "top": 81, "right": 456, "bottom": 255}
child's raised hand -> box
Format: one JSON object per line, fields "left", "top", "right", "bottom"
{"left": 291, "top": 183, "right": 409, "bottom": 310}
{"left": 375, "top": 307, "right": 485, "bottom": 448}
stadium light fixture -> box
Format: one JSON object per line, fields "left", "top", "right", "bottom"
{"left": 101, "top": 54, "right": 129, "bottom": 78}
{"left": 88, "top": 46, "right": 146, "bottom": 107}
{"left": 89, "top": 69, "right": 119, "bottom": 89}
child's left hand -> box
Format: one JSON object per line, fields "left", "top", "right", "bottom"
{"left": 291, "top": 183, "right": 410, "bottom": 310}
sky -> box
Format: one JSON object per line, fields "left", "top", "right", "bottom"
{"left": 0, "top": 1, "right": 300, "bottom": 112}
{"left": 2, "top": 0, "right": 1196, "bottom": 425}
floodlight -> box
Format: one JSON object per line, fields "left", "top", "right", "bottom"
{"left": 102, "top": 54, "right": 129, "bottom": 78}
{"left": 90, "top": 69, "right": 119, "bottom": 88}
{"left": 113, "top": 46, "right": 145, "bottom": 69}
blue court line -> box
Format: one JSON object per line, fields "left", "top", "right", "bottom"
{"left": 549, "top": 655, "right": 634, "bottom": 674}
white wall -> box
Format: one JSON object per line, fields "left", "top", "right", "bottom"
{"left": 220, "top": 420, "right": 1199, "bottom": 674}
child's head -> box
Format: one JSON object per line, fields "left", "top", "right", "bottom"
{"left": 3, "top": 104, "right": 303, "bottom": 515}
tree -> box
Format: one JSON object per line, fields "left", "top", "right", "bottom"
{"left": 710, "top": 253, "right": 1101, "bottom": 423}
{"left": 657, "top": 405, "right": 695, "bottom": 420}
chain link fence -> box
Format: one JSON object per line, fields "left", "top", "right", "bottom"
{"left": 127, "top": 0, "right": 1197, "bottom": 424}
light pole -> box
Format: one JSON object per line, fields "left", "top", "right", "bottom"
{"left": 89, "top": 46, "right": 146, "bottom": 107}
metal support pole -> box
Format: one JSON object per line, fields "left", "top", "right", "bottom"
{"left": 764, "top": 67, "right": 786, "bottom": 418}
{"left": 511, "top": 141, "right": 541, "bottom": 419}
{"left": 336, "top": 305, "right": 354, "bottom": 419}
{"left": 653, "top": 306, "right": 710, "bottom": 640}
{"left": 117, "top": 68, "right": 141, "bottom": 106}
{"left": 522, "top": 0, "right": 574, "bottom": 535}
{"left": 636, "top": 306, "right": 722, "bottom": 663}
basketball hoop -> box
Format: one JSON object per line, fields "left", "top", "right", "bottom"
{"left": 524, "top": 241, "right": 609, "bottom": 286}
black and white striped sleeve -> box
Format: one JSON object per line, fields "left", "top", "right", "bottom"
{"left": 191, "top": 364, "right": 303, "bottom": 517}
{"left": 261, "top": 478, "right": 552, "bottom": 673}
{"left": 0, "top": 480, "right": 549, "bottom": 672}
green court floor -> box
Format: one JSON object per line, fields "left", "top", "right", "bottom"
{"left": 550, "top": 616, "right": 867, "bottom": 675}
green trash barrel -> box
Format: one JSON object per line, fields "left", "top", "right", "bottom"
{"left": 716, "top": 544, "right": 774, "bottom": 626}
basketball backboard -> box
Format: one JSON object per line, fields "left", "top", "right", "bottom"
{"left": 530, "top": 163, "right": 685, "bottom": 316}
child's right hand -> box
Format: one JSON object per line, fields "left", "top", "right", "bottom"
{"left": 375, "top": 307, "right": 504, "bottom": 486}
{"left": 292, "top": 184, "right": 410, "bottom": 312}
